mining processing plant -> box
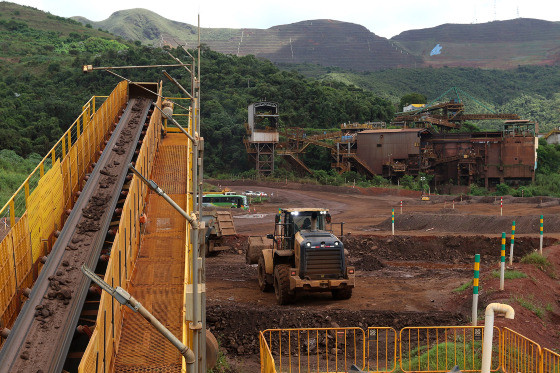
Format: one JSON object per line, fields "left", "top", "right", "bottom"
{"left": 244, "top": 88, "right": 538, "bottom": 187}
{"left": 0, "top": 45, "right": 557, "bottom": 372}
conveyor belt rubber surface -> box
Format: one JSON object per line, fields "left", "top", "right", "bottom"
{"left": 0, "top": 97, "right": 153, "bottom": 373}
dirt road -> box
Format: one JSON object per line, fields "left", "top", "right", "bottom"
{"left": 205, "top": 181, "right": 560, "bottom": 372}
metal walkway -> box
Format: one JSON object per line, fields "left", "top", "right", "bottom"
{"left": 114, "top": 135, "right": 189, "bottom": 372}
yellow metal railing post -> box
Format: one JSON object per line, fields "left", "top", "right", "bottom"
{"left": 9, "top": 200, "right": 15, "bottom": 227}
{"left": 24, "top": 182, "right": 29, "bottom": 209}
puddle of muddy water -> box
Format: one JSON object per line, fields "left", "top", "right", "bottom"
{"left": 235, "top": 214, "right": 269, "bottom": 219}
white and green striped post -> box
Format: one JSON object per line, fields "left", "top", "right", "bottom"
{"left": 509, "top": 221, "right": 515, "bottom": 266}
{"left": 391, "top": 209, "right": 395, "bottom": 236}
{"left": 500, "top": 232, "right": 506, "bottom": 291}
{"left": 539, "top": 215, "right": 544, "bottom": 254}
{"left": 472, "top": 254, "right": 480, "bottom": 326}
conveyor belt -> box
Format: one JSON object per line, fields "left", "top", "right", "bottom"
{"left": 0, "top": 97, "right": 153, "bottom": 372}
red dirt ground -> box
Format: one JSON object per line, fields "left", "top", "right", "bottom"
{"left": 204, "top": 181, "right": 560, "bottom": 372}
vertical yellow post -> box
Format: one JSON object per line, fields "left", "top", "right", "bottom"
{"left": 62, "top": 134, "right": 67, "bottom": 158}
{"left": 8, "top": 199, "right": 16, "bottom": 227}
{"left": 24, "top": 181, "right": 30, "bottom": 209}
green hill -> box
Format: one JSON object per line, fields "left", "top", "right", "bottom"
{"left": 0, "top": 2, "right": 394, "bottom": 179}
{"left": 73, "top": 8, "right": 237, "bottom": 47}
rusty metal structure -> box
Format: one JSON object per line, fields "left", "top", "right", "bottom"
{"left": 393, "top": 87, "right": 520, "bottom": 129}
{"left": 244, "top": 102, "right": 280, "bottom": 176}
{"left": 244, "top": 88, "right": 537, "bottom": 187}
{"left": 357, "top": 121, "right": 537, "bottom": 187}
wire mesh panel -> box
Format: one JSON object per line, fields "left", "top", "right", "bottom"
{"left": 399, "top": 326, "right": 500, "bottom": 373}
{"left": 11, "top": 213, "right": 32, "bottom": 289}
{"left": 0, "top": 229, "right": 16, "bottom": 330}
{"left": 263, "top": 328, "right": 367, "bottom": 373}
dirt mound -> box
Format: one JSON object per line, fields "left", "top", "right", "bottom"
{"left": 447, "top": 244, "right": 560, "bottom": 349}
{"left": 232, "top": 233, "right": 553, "bottom": 269}
{"left": 343, "top": 235, "right": 554, "bottom": 265}
{"left": 207, "top": 304, "right": 466, "bottom": 356}
{"left": 374, "top": 213, "right": 560, "bottom": 234}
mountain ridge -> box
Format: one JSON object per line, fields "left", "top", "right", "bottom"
{"left": 72, "top": 9, "right": 560, "bottom": 71}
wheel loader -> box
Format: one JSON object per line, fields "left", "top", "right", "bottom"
{"left": 247, "top": 208, "right": 354, "bottom": 305}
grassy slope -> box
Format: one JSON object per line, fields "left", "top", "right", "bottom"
{"left": 73, "top": 8, "right": 238, "bottom": 45}
{"left": 0, "top": 2, "right": 124, "bottom": 74}
{"left": 0, "top": 2, "right": 109, "bottom": 36}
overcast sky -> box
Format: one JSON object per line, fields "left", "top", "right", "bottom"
{"left": 9, "top": 0, "right": 559, "bottom": 38}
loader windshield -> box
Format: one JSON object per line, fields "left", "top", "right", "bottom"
{"left": 291, "top": 211, "right": 326, "bottom": 232}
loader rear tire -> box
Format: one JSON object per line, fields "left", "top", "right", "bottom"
{"left": 332, "top": 287, "right": 353, "bottom": 300}
{"left": 274, "top": 264, "right": 294, "bottom": 305}
{"left": 258, "top": 255, "right": 273, "bottom": 292}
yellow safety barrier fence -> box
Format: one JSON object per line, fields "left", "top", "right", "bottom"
{"left": 260, "top": 332, "right": 276, "bottom": 373}
{"left": 262, "top": 327, "right": 367, "bottom": 373}
{"left": 78, "top": 84, "right": 163, "bottom": 372}
{"left": 366, "top": 327, "right": 397, "bottom": 373}
{"left": 182, "top": 96, "right": 195, "bottom": 373}
{"left": 400, "top": 326, "right": 499, "bottom": 373}
{"left": 542, "top": 348, "right": 560, "bottom": 373}
{"left": 0, "top": 81, "right": 128, "bottom": 347}
{"left": 261, "top": 326, "right": 557, "bottom": 373}
{"left": 163, "top": 97, "right": 191, "bottom": 134}
{"left": 501, "top": 328, "right": 541, "bottom": 373}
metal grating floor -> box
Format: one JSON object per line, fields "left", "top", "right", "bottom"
{"left": 114, "top": 134, "right": 188, "bottom": 372}
{"left": 150, "top": 145, "right": 189, "bottom": 195}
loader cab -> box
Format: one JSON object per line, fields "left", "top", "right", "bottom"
{"left": 272, "top": 208, "right": 331, "bottom": 251}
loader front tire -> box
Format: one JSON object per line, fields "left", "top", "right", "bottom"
{"left": 274, "top": 264, "right": 293, "bottom": 305}
{"left": 332, "top": 287, "right": 353, "bottom": 300}
{"left": 258, "top": 255, "right": 272, "bottom": 292}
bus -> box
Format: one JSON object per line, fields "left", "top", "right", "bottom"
{"left": 202, "top": 193, "right": 249, "bottom": 210}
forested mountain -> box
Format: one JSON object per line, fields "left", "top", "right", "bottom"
{"left": 0, "top": 2, "right": 393, "bottom": 175}
{"left": 74, "top": 8, "right": 560, "bottom": 71}
{"left": 3, "top": 2, "right": 560, "bottom": 201}
{"left": 74, "top": 10, "right": 421, "bottom": 71}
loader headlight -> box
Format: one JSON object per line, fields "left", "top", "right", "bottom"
{"left": 306, "top": 242, "right": 311, "bottom": 247}
{"left": 334, "top": 241, "right": 339, "bottom": 246}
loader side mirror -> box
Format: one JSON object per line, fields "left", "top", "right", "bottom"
{"left": 326, "top": 214, "right": 332, "bottom": 224}
{"left": 266, "top": 234, "right": 274, "bottom": 240}
{"left": 275, "top": 214, "right": 281, "bottom": 223}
